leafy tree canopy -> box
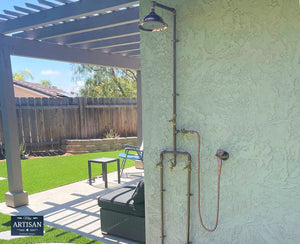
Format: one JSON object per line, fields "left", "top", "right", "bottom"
{"left": 40, "top": 80, "right": 52, "bottom": 86}
{"left": 13, "top": 69, "right": 34, "bottom": 81}
{"left": 73, "top": 65, "right": 137, "bottom": 97}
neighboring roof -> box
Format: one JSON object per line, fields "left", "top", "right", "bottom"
{"left": 0, "top": 0, "right": 140, "bottom": 70}
{"left": 13, "top": 79, "right": 72, "bottom": 97}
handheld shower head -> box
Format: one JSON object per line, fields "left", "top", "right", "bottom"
{"left": 216, "top": 149, "right": 229, "bottom": 160}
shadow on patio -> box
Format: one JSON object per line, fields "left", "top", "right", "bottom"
{"left": 0, "top": 167, "right": 144, "bottom": 244}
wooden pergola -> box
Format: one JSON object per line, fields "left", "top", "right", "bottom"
{"left": 0, "top": 0, "right": 142, "bottom": 207}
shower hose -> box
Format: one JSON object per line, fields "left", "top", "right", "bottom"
{"left": 190, "top": 130, "right": 221, "bottom": 232}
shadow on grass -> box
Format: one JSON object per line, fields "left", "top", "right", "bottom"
{"left": 69, "top": 235, "right": 94, "bottom": 243}
{"left": 56, "top": 230, "right": 68, "bottom": 237}
{"left": 2, "top": 220, "right": 11, "bottom": 227}
{"left": 45, "top": 227, "right": 55, "bottom": 233}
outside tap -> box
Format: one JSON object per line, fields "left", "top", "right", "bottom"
{"left": 183, "top": 165, "right": 191, "bottom": 171}
{"left": 169, "top": 160, "right": 175, "bottom": 171}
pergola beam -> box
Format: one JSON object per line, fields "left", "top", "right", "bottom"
{"left": 1, "top": 34, "right": 140, "bottom": 70}
{"left": 0, "top": 0, "right": 139, "bottom": 34}
{"left": 13, "top": 7, "right": 139, "bottom": 40}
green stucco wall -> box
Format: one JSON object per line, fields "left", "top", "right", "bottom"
{"left": 140, "top": 0, "right": 300, "bottom": 243}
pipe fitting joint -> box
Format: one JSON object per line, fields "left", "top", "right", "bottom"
{"left": 156, "top": 162, "right": 163, "bottom": 168}
{"left": 183, "top": 165, "right": 191, "bottom": 171}
{"left": 168, "top": 118, "right": 176, "bottom": 126}
{"left": 177, "top": 128, "right": 191, "bottom": 135}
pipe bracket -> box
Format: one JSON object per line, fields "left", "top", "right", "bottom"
{"left": 167, "top": 119, "right": 176, "bottom": 126}
{"left": 156, "top": 162, "right": 163, "bottom": 168}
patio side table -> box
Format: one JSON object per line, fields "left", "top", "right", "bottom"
{"left": 88, "top": 157, "right": 120, "bottom": 188}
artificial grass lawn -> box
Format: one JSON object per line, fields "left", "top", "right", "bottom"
{"left": 0, "top": 150, "right": 134, "bottom": 203}
{"left": 0, "top": 213, "right": 104, "bottom": 243}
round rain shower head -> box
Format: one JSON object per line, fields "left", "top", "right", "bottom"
{"left": 138, "top": 9, "right": 168, "bottom": 32}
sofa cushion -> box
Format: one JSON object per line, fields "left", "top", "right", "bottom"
{"left": 98, "top": 185, "right": 144, "bottom": 217}
{"left": 131, "top": 180, "right": 144, "bottom": 203}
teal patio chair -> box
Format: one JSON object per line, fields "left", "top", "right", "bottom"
{"left": 119, "top": 142, "right": 143, "bottom": 177}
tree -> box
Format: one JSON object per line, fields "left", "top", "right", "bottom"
{"left": 40, "top": 80, "right": 52, "bottom": 86}
{"left": 13, "top": 69, "right": 34, "bottom": 81}
{"left": 73, "top": 65, "right": 137, "bottom": 97}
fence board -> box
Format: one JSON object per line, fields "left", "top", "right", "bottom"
{"left": 0, "top": 97, "right": 137, "bottom": 151}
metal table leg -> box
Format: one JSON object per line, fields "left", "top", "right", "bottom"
{"left": 101, "top": 163, "right": 105, "bottom": 182}
{"left": 88, "top": 161, "right": 92, "bottom": 185}
{"left": 102, "top": 162, "right": 108, "bottom": 188}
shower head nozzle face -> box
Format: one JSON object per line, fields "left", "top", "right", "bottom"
{"left": 138, "top": 9, "right": 168, "bottom": 32}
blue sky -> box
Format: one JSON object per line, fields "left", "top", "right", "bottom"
{"left": 0, "top": 0, "right": 82, "bottom": 93}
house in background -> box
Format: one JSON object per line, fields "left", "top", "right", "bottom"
{"left": 13, "top": 79, "right": 71, "bottom": 98}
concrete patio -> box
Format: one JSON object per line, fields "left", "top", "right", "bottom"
{"left": 0, "top": 166, "right": 144, "bottom": 244}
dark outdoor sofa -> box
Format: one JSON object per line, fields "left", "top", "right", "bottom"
{"left": 97, "top": 180, "right": 145, "bottom": 243}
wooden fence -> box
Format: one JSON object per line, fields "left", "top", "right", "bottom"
{"left": 0, "top": 97, "right": 137, "bottom": 152}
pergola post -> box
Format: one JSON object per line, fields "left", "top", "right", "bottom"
{"left": 0, "top": 47, "right": 28, "bottom": 208}
{"left": 137, "top": 70, "right": 143, "bottom": 146}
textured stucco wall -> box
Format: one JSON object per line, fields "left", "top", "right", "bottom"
{"left": 140, "top": 0, "right": 300, "bottom": 243}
